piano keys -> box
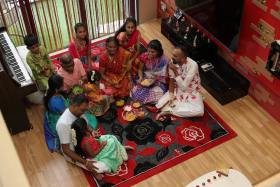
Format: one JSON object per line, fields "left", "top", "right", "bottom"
{"left": 0, "top": 30, "right": 33, "bottom": 86}
{"left": 0, "top": 26, "right": 37, "bottom": 135}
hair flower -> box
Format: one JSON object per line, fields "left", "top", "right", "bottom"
{"left": 91, "top": 71, "right": 95, "bottom": 81}
{"left": 71, "top": 129, "right": 77, "bottom": 146}
{"left": 44, "top": 84, "right": 49, "bottom": 96}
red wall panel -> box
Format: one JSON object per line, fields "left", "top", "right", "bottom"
{"left": 157, "top": 0, "right": 280, "bottom": 122}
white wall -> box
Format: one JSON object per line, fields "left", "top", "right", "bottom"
{"left": 0, "top": 112, "right": 30, "bottom": 187}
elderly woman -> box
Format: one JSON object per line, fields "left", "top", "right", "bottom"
{"left": 131, "top": 39, "right": 169, "bottom": 104}
{"left": 99, "top": 37, "right": 132, "bottom": 98}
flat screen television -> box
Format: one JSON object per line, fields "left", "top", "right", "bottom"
{"left": 176, "top": 0, "right": 245, "bottom": 53}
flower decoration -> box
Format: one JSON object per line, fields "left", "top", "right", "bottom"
{"left": 96, "top": 108, "right": 118, "bottom": 124}
{"left": 101, "top": 159, "right": 137, "bottom": 184}
{"left": 44, "top": 84, "right": 49, "bottom": 96}
{"left": 91, "top": 70, "right": 95, "bottom": 81}
{"left": 125, "top": 118, "right": 162, "bottom": 145}
{"left": 175, "top": 121, "right": 211, "bottom": 147}
{"left": 155, "top": 131, "right": 175, "bottom": 148}
{"left": 71, "top": 129, "right": 77, "bottom": 146}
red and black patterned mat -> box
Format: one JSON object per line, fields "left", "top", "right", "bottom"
{"left": 83, "top": 97, "right": 237, "bottom": 187}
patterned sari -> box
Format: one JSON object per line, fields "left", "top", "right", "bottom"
{"left": 117, "top": 30, "right": 140, "bottom": 76}
{"left": 68, "top": 38, "right": 98, "bottom": 70}
{"left": 131, "top": 52, "right": 169, "bottom": 104}
{"left": 87, "top": 82, "right": 115, "bottom": 116}
{"left": 99, "top": 47, "right": 131, "bottom": 98}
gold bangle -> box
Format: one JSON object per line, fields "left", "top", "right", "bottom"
{"left": 84, "top": 160, "right": 88, "bottom": 166}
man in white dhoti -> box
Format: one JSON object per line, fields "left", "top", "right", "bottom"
{"left": 155, "top": 45, "right": 204, "bottom": 120}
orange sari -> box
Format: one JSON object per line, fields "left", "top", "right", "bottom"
{"left": 87, "top": 83, "right": 114, "bottom": 116}
{"left": 99, "top": 47, "right": 131, "bottom": 98}
{"left": 117, "top": 30, "right": 140, "bottom": 76}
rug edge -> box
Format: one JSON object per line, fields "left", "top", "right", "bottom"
{"left": 83, "top": 101, "right": 238, "bottom": 187}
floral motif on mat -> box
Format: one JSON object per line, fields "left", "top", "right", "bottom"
{"left": 91, "top": 97, "right": 235, "bottom": 187}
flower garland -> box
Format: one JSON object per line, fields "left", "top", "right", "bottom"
{"left": 71, "top": 129, "right": 77, "bottom": 146}
{"left": 44, "top": 83, "right": 49, "bottom": 96}
{"left": 91, "top": 70, "right": 95, "bottom": 82}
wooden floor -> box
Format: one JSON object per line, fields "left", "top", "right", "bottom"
{"left": 13, "top": 19, "right": 280, "bottom": 187}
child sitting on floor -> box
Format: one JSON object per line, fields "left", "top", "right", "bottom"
{"left": 71, "top": 118, "right": 133, "bottom": 179}
{"left": 86, "top": 70, "right": 114, "bottom": 116}
{"left": 24, "top": 34, "right": 54, "bottom": 90}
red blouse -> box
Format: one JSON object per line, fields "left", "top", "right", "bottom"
{"left": 81, "top": 132, "right": 100, "bottom": 157}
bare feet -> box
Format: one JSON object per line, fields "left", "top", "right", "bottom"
{"left": 156, "top": 111, "right": 168, "bottom": 120}
{"left": 124, "top": 146, "right": 134, "bottom": 151}
{"left": 93, "top": 173, "right": 104, "bottom": 180}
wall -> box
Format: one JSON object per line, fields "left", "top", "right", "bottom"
{"left": 157, "top": 0, "right": 280, "bottom": 122}
{"left": 138, "top": 0, "right": 157, "bottom": 24}
{"left": 0, "top": 112, "right": 30, "bottom": 187}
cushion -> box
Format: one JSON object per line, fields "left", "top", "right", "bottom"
{"left": 16, "top": 46, "right": 33, "bottom": 77}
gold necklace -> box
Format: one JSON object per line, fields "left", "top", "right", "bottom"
{"left": 75, "top": 39, "right": 86, "bottom": 49}
{"left": 126, "top": 33, "right": 131, "bottom": 41}
{"left": 108, "top": 54, "right": 115, "bottom": 59}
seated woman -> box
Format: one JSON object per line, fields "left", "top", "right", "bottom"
{"left": 71, "top": 118, "right": 133, "bottom": 177}
{"left": 44, "top": 74, "right": 98, "bottom": 152}
{"left": 68, "top": 23, "right": 98, "bottom": 71}
{"left": 87, "top": 70, "right": 114, "bottom": 116}
{"left": 131, "top": 39, "right": 169, "bottom": 104}
{"left": 99, "top": 37, "right": 133, "bottom": 98}
{"left": 115, "top": 17, "right": 141, "bottom": 76}
{"left": 44, "top": 74, "right": 71, "bottom": 152}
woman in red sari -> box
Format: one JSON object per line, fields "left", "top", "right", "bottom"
{"left": 115, "top": 17, "right": 141, "bottom": 76}
{"left": 99, "top": 37, "right": 133, "bottom": 99}
{"left": 68, "top": 23, "right": 98, "bottom": 71}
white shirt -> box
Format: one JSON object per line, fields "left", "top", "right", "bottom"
{"left": 56, "top": 108, "right": 88, "bottom": 151}
{"left": 169, "top": 57, "right": 201, "bottom": 102}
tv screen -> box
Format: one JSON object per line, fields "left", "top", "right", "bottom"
{"left": 176, "top": 0, "right": 245, "bottom": 53}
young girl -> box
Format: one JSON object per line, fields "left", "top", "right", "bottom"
{"left": 71, "top": 118, "right": 132, "bottom": 175}
{"left": 87, "top": 70, "right": 114, "bottom": 116}
{"left": 115, "top": 17, "right": 141, "bottom": 76}
{"left": 68, "top": 23, "right": 98, "bottom": 71}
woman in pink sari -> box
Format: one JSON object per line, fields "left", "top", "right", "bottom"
{"left": 115, "top": 17, "right": 141, "bottom": 76}
{"left": 68, "top": 23, "right": 98, "bottom": 71}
